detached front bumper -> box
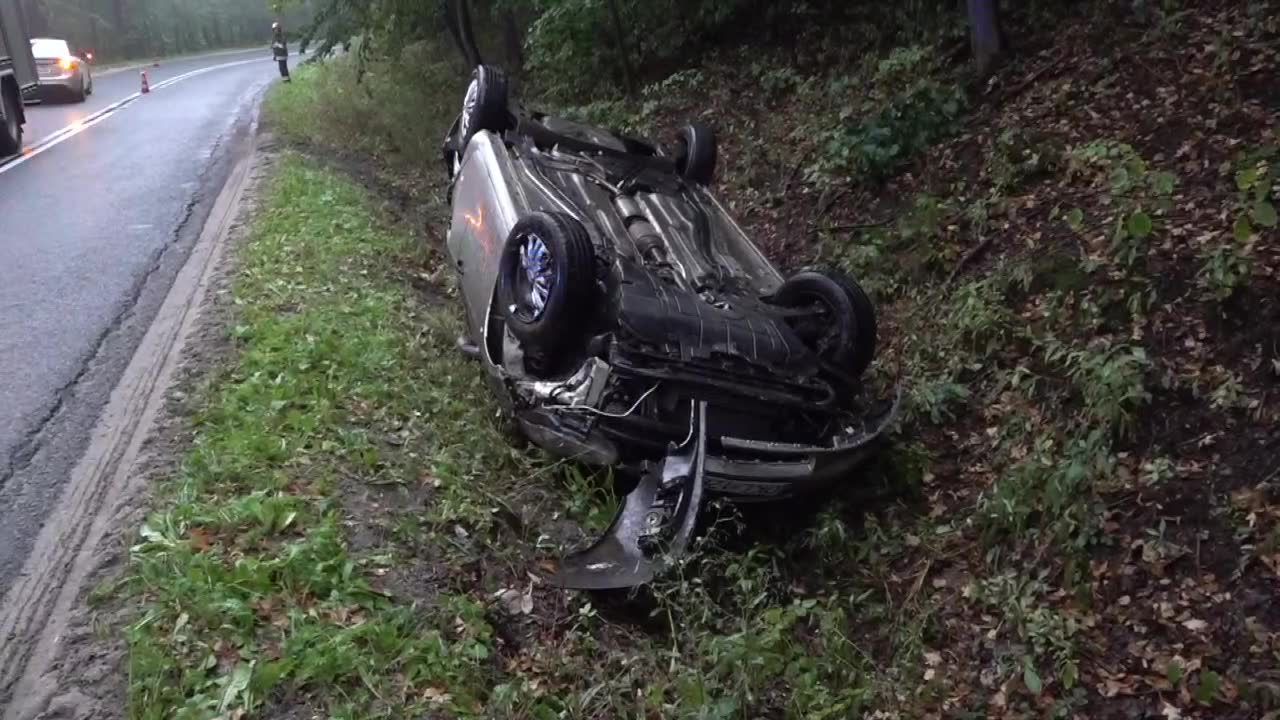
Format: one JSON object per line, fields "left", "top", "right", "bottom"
{"left": 544, "top": 390, "right": 900, "bottom": 590}
{"left": 520, "top": 384, "right": 901, "bottom": 500}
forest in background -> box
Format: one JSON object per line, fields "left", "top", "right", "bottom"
{"left": 19, "top": 0, "right": 310, "bottom": 61}
{"left": 293, "top": 0, "right": 1012, "bottom": 93}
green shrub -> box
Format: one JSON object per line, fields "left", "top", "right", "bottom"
{"left": 818, "top": 47, "right": 965, "bottom": 181}
{"left": 1198, "top": 147, "right": 1275, "bottom": 300}
{"left": 524, "top": 0, "right": 761, "bottom": 99}
{"left": 977, "top": 426, "right": 1114, "bottom": 554}
{"left": 266, "top": 41, "right": 464, "bottom": 170}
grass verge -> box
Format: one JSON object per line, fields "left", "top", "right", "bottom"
{"left": 123, "top": 154, "right": 523, "bottom": 717}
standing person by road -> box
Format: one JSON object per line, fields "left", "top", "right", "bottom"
{"left": 272, "top": 22, "right": 290, "bottom": 82}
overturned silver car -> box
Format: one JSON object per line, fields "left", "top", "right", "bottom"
{"left": 441, "top": 66, "right": 898, "bottom": 589}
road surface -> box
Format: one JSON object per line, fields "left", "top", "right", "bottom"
{"left": 0, "top": 47, "right": 279, "bottom": 592}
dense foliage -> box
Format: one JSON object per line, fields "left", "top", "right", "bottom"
{"left": 289, "top": 0, "right": 988, "bottom": 96}
{"left": 21, "top": 0, "right": 307, "bottom": 61}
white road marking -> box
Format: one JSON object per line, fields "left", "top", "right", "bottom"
{"left": 0, "top": 55, "right": 271, "bottom": 176}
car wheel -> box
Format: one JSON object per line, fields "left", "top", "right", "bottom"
{"left": 774, "top": 269, "right": 877, "bottom": 379}
{"left": 0, "top": 85, "right": 21, "bottom": 156}
{"left": 829, "top": 271, "right": 878, "bottom": 378}
{"left": 498, "top": 212, "right": 598, "bottom": 368}
{"left": 458, "top": 65, "right": 510, "bottom": 155}
{"left": 674, "top": 122, "right": 717, "bottom": 185}
{"left": 75, "top": 77, "right": 87, "bottom": 102}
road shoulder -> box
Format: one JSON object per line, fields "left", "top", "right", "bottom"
{"left": 0, "top": 132, "right": 276, "bottom": 720}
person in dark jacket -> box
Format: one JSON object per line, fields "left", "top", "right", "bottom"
{"left": 272, "top": 22, "right": 290, "bottom": 81}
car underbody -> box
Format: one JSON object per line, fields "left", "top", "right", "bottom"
{"left": 443, "top": 66, "right": 899, "bottom": 589}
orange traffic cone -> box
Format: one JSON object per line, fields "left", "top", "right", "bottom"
{"left": 140, "top": 70, "right": 150, "bottom": 94}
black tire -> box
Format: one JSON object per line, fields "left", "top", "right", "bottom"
{"left": 774, "top": 269, "right": 877, "bottom": 378}
{"left": 458, "top": 65, "right": 511, "bottom": 154}
{"left": 830, "top": 271, "right": 878, "bottom": 378}
{"left": 498, "top": 212, "right": 598, "bottom": 363}
{"left": 0, "top": 85, "right": 21, "bottom": 156}
{"left": 75, "top": 78, "right": 87, "bottom": 102}
{"left": 674, "top": 122, "right": 717, "bottom": 185}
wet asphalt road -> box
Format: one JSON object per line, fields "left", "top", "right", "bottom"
{"left": 0, "top": 47, "right": 280, "bottom": 590}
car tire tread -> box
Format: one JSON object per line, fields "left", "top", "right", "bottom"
{"left": 460, "top": 65, "right": 511, "bottom": 152}
{"left": 675, "top": 122, "right": 717, "bottom": 185}
{"left": 498, "top": 212, "right": 598, "bottom": 370}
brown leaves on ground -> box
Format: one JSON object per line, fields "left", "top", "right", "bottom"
{"left": 624, "top": 1, "right": 1280, "bottom": 718}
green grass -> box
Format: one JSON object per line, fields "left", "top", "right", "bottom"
{"left": 123, "top": 155, "right": 522, "bottom": 718}
{"left": 264, "top": 44, "right": 464, "bottom": 176}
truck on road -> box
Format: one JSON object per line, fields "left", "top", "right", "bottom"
{"left": 1, "top": 0, "right": 38, "bottom": 156}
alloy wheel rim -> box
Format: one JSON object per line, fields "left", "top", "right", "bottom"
{"left": 459, "top": 79, "right": 479, "bottom": 142}
{"left": 515, "top": 232, "right": 553, "bottom": 321}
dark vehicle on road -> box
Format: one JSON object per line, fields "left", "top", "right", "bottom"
{"left": 0, "top": 0, "right": 38, "bottom": 155}
{"left": 440, "top": 65, "right": 899, "bottom": 590}
{"left": 29, "top": 37, "right": 92, "bottom": 102}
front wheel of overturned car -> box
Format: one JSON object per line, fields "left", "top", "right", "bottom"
{"left": 674, "top": 122, "right": 717, "bottom": 185}
{"left": 458, "top": 64, "right": 511, "bottom": 154}
{"left": 499, "top": 212, "right": 598, "bottom": 371}
{"left": 775, "top": 269, "right": 877, "bottom": 379}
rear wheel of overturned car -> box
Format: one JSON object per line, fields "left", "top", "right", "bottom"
{"left": 457, "top": 65, "right": 511, "bottom": 157}
{"left": 674, "top": 122, "right": 717, "bottom": 185}
{"left": 775, "top": 269, "right": 877, "bottom": 379}
{"left": 499, "top": 212, "right": 598, "bottom": 371}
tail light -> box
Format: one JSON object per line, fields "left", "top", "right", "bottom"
{"left": 59, "top": 57, "right": 77, "bottom": 71}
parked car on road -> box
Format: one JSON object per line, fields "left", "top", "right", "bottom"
{"left": 440, "top": 65, "right": 899, "bottom": 590}
{"left": 30, "top": 38, "right": 92, "bottom": 102}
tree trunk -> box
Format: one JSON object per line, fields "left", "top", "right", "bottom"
{"left": 967, "top": 0, "right": 1004, "bottom": 77}
{"left": 606, "top": 0, "right": 637, "bottom": 95}
{"left": 451, "top": 0, "right": 483, "bottom": 68}
{"left": 111, "top": 0, "right": 127, "bottom": 32}
{"left": 501, "top": 9, "right": 523, "bottom": 74}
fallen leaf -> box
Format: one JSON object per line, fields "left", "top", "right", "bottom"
{"left": 189, "top": 528, "right": 214, "bottom": 552}
{"left": 423, "top": 687, "right": 452, "bottom": 705}
{"left": 1024, "top": 664, "right": 1043, "bottom": 695}
{"left": 494, "top": 587, "right": 534, "bottom": 616}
